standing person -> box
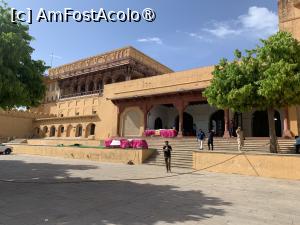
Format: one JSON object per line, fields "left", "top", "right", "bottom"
{"left": 236, "top": 127, "right": 244, "bottom": 152}
{"left": 163, "top": 141, "right": 172, "bottom": 173}
{"left": 207, "top": 130, "right": 214, "bottom": 151}
{"left": 197, "top": 129, "right": 205, "bottom": 150}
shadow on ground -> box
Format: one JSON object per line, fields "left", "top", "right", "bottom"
{"left": 0, "top": 158, "right": 231, "bottom": 225}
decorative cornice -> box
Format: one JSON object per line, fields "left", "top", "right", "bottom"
{"left": 0, "top": 109, "right": 55, "bottom": 119}
{"left": 48, "top": 47, "right": 173, "bottom": 79}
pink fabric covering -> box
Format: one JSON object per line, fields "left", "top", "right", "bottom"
{"left": 131, "top": 139, "right": 148, "bottom": 149}
{"left": 144, "top": 130, "right": 156, "bottom": 137}
{"left": 120, "top": 139, "right": 132, "bottom": 149}
{"left": 160, "top": 129, "right": 178, "bottom": 138}
{"left": 104, "top": 139, "right": 112, "bottom": 147}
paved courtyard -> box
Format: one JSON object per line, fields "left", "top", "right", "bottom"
{"left": 0, "top": 154, "right": 299, "bottom": 225}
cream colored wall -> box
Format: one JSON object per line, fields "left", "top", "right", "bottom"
{"left": 0, "top": 115, "right": 33, "bottom": 139}
{"left": 11, "top": 144, "right": 156, "bottom": 165}
{"left": 193, "top": 151, "right": 300, "bottom": 180}
{"left": 104, "top": 67, "right": 213, "bottom": 100}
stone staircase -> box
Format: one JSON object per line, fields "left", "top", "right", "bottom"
{"left": 145, "top": 137, "right": 296, "bottom": 168}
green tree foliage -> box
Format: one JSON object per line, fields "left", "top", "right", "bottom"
{"left": 204, "top": 32, "right": 300, "bottom": 153}
{"left": 0, "top": 1, "right": 47, "bottom": 109}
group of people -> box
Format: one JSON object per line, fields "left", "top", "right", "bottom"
{"left": 196, "top": 127, "right": 245, "bottom": 151}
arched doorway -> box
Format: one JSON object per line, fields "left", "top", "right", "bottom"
{"left": 252, "top": 110, "right": 282, "bottom": 137}
{"left": 209, "top": 110, "right": 224, "bottom": 137}
{"left": 66, "top": 125, "right": 73, "bottom": 137}
{"left": 122, "top": 107, "right": 143, "bottom": 137}
{"left": 57, "top": 125, "right": 64, "bottom": 137}
{"left": 50, "top": 126, "right": 56, "bottom": 137}
{"left": 147, "top": 104, "right": 178, "bottom": 130}
{"left": 154, "top": 117, "right": 163, "bottom": 130}
{"left": 175, "top": 112, "right": 194, "bottom": 136}
{"left": 85, "top": 123, "right": 96, "bottom": 137}
{"left": 75, "top": 124, "right": 83, "bottom": 137}
{"left": 42, "top": 126, "right": 48, "bottom": 137}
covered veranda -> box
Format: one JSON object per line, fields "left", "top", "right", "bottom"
{"left": 111, "top": 90, "right": 232, "bottom": 138}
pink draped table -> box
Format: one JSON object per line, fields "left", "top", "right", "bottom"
{"left": 160, "top": 129, "right": 178, "bottom": 138}
{"left": 104, "top": 139, "right": 148, "bottom": 149}
{"left": 144, "top": 129, "right": 177, "bottom": 138}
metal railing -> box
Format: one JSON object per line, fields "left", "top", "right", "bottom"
{"left": 60, "top": 89, "right": 103, "bottom": 99}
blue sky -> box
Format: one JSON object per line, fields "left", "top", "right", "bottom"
{"left": 8, "top": 0, "right": 278, "bottom": 72}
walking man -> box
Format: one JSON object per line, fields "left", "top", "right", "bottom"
{"left": 207, "top": 130, "right": 214, "bottom": 151}
{"left": 236, "top": 127, "right": 244, "bottom": 152}
{"left": 163, "top": 141, "right": 172, "bottom": 172}
{"left": 197, "top": 129, "right": 206, "bottom": 150}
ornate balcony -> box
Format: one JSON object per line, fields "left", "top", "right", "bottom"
{"left": 294, "top": 0, "right": 300, "bottom": 8}
{"left": 60, "top": 89, "right": 103, "bottom": 100}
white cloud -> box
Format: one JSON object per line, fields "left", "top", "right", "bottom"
{"left": 203, "top": 24, "right": 241, "bottom": 38}
{"left": 239, "top": 6, "right": 278, "bottom": 36}
{"left": 137, "top": 37, "right": 163, "bottom": 45}
{"left": 202, "top": 6, "right": 278, "bottom": 39}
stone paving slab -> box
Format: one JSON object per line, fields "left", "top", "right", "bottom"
{"left": 0, "top": 154, "right": 299, "bottom": 225}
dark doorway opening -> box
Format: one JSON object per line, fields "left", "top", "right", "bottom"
{"left": 154, "top": 117, "right": 163, "bottom": 130}
{"left": 252, "top": 110, "right": 282, "bottom": 137}
{"left": 209, "top": 110, "right": 224, "bottom": 137}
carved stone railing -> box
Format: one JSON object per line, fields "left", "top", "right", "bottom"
{"left": 60, "top": 89, "right": 103, "bottom": 99}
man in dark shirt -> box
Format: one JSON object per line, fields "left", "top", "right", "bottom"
{"left": 163, "top": 141, "right": 172, "bottom": 172}
{"left": 208, "top": 130, "right": 214, "bottom": 150}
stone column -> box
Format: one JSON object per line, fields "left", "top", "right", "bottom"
{"left": 223, "top": 109, "right": 230, "bottom": 138}
{"left": 116, "top": 105, "right": 124, "bottom": 137}
{"left": 283, "top": 107, "right": 293, "bottom": 138}
{"left": 175, "top": 102, "right": 185, "bottom": 137}
{"left": 140, "top": 104, "right": 152, "bottom": 136}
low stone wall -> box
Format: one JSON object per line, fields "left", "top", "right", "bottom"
{"left": 193, "top": 151, "right": 300, "bottom": 180}
{"left": 27, "top": 139, "right": 101, "bottom": 147}
{"left": 11, "top": 144, "right": 155, "bottom": 165}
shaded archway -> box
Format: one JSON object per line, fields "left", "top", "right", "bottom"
{"left": 154, "top": 117, "right": 163, "bottom": 130}
{"left": 75, "top": 124, "right": 83, "bottom": 137}
{"left": 147, "top": 104, "right": 178, "bottom": 130}
{"left": 80, "top": 83, "right": 86, "bottom": 93}
{"left": 252, "top": 110, "right": 282, "bottom": 137}
{"left": 66, "top": 125, "right": 73, "bottom": 137}
{"left": 42, "top": 126, "right": 48, "bottom": 137}
{"left": 209, "top": 110, "right": 225, "bottom": 137}
{"left": 85, "top": 123, "right": 96, "bottom": 138}
{"left": 50, "top": 126, "right": 56, "bottom": 137}
{"left": 57, "top": 125, "right": 65, "bottom": 137}
{"left": 121, "top": 107, "right": 143, "bottom": 137}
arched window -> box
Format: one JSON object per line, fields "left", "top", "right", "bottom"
{"left": 80, "top": 84, "right": 86, "bottom": 93}
{"left": 50, "top": 126, "right": 56, "bottom": 137}
{"left": 42, "top": 126, "right": 48, "bottom": 134}
{"left": 75, "top": 124, "right": 83, "bottom": 137}
{"left": 85, "top": 123, "right": 96, "bottom": 138}
{"left": 66, "top": 125, "right": 73, "bottom": 137}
